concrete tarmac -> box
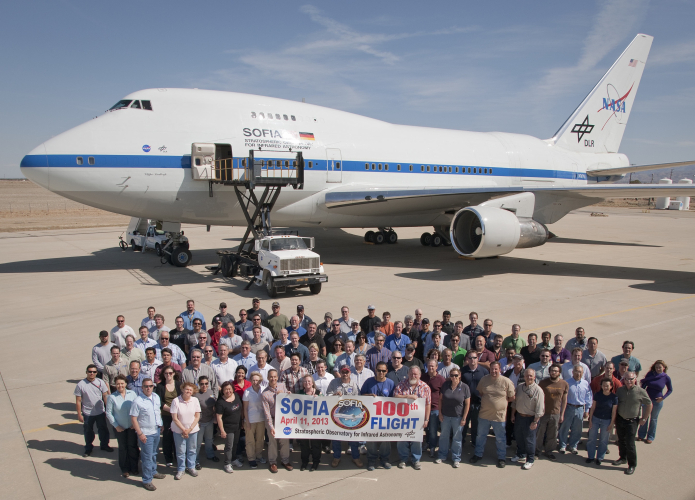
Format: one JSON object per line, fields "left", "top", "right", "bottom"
{"left": 1, "top": 206, "right": 694, "bottom": 500}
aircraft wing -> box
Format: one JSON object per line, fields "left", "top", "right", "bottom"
{"left": 587, "top": 160, "right": 695, "bottom": 177}
{"left": 324, "top": 183, "right": 695, "bottom": 216}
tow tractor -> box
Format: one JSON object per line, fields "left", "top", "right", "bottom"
{"left": 200, "top": 147, "right": 328, "bottom": 297}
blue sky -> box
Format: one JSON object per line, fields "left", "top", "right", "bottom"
{"left": 1, "top": 0, "right": 694, "bottom": 178}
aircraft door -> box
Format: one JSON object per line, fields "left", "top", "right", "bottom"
{"left": 326, "top": 148, "right": 342, "bottom": 183}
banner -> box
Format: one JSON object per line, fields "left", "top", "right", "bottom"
{"left": 275, "top": 394, "right": 426, "bottom": 441}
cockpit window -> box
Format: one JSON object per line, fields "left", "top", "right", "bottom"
{"left": 269, "top": 238, "right": 308, "bottom": 251}
{"left": 109, "top": 100, "right": 132, "bottom": 110}
{"left": 130, "top": 100, "right": 141, "bottom": 109}
{"left": 141, "top": 100, "right": 152, "bottom": 110}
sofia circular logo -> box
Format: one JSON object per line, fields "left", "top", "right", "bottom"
{"left": 142, "top": 144, "right": 151, "bottom": 153}
{"left": 330, "top": 399, "right": 370, "bottom": 430}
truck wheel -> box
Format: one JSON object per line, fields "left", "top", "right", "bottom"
{"left": 130, "top": 240, "right": 140, "bottom": 251}
{"left": 172, "top": 248, "right": 192, "bottom": 267}
{"left": 265, "top": 275, "right": 277, "bottom": 298}
{"left": 309, "top": 283, "right": 322, "bottom": 295}
{"left": 374, "top": 232, "right": 385, "bottom": 245}
{"left": 420, "top": 232, "right": 432, "bottom": 246}
{"left": 155, "top": 244, "right": 162, "bottom": 257}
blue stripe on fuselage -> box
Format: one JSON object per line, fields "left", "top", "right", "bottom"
{"left": 20, "top": 154, "right": 587, "bottom": 181}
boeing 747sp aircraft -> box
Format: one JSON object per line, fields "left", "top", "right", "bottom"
{"left": 20, "top": 34, "right": 695, "bottom": 259}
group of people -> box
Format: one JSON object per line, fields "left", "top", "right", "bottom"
{"left": 76, "top": 298, "right": 673, "bottom": 490}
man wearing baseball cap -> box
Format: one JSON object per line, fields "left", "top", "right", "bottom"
{"left": 267, "top": 302, "right": 290, "bottom": 340}
{"left": 360, "top": 305, "right": 380, "bottom": 335}
{"left": 296, "top": 305, "right": 313, "bottom": 332}
{"left": 213, "top": 303, "right": 235, "bottom": 331}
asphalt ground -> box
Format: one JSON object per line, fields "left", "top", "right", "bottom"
{"left": 1, "top": 205, "right": 694, "bottom": 500}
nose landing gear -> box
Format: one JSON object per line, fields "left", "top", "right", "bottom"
{"left": 364, "top": 228, "right": 398, "bottom": 245}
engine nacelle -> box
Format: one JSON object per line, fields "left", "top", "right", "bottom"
{"left": 449, "top": 206, "right": 549, "bottom": 258}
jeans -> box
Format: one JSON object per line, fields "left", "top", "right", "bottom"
{"left": 558, "top": 405, "right": 584, "bottom": 450}
{"left": 139, "top": 432, "right": 160, "bottom": 484}
{"left": 616, "top": 415, "right": 639, "bottom": 467}
{"left": 426, "top": 410, "right": 440, "bottom": 450}
{"left": 535, "top": 413, "right": 560, "bottom": 454}
{"left": 587, "top": 417, "right": 611, "bottom": 460}
{"left": 638, "top": 400, "right": 663, "bottom": 441}
{"left": 513, "top": 414, "right": 537, "bottom": 462}
{"left": 173, "top": 431, "right": 198, "bottom": 472}
{"left": 196, "top": 421, "right": 215, "bottom": 462}
{"left": 366, "top": 441, "right": 391, "bottom": 465}
{"left": 396, "top": 440, "right": 422, "bottom": 463}
{"left": 474, "top": 418, "right": 506, "bottom": 460}
{"left": 332, "top": 440, "right": 360, "bottom": 460}
{"left": 162, "top": 414, "right": 174, "bottom": 463}
{"left": 438, "top": 416, "right": 463, "bottom": 462}
{"left": 82, "top": 412, "right": 110, "bottom": 453}
{"left": 115, "top": 427, "right": 139, "bottom": 473}
{"left": 462, "top": 403, "right": 480, "bottom": 447}
{"left": 222, "top": 427, "right": 240, "bottom": 465}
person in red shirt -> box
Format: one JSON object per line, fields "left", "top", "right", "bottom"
{"left": 422, "top": 358, "right": 446, "bottom": 457}
{"left": 208, "top": 318, "right": 228, "bottom": 354}
{"left": 591, "top": 361, "right": 622, "bottom": 394}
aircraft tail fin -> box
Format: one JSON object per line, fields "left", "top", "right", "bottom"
{"left": 551, "top": 34, "right": 653, "bottom": 153}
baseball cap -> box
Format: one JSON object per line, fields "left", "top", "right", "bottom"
{"left": 213, "top": 317, "right": 221, "bottom": 324}
{"left": 220, "top": 302, "right": 227, "bottom": 308}
{"left": 406, "top": 344, "right": 415, "bottom": 352}
{"left": 421, "top": 318, "right": 430, "bottom": 325}
{"left": 272, "top": 301, "right": 280, "bottom": 307}
{"left": 252, "top": 297, "right": 260, "bottom": 302}
{"left": 512, "top": 354, "right": 523, "bottom": 360}
{"left": 297, "top": 305, "right": 304, "bottom": 310}
{"left": 367, "top": 305, "right": 376, "bottom": 310}
{"left": 340, "top": 365, "right": 351, "bottom": 373}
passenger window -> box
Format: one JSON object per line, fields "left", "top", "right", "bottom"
{"left": 467, "top": 167, "right": 471, "bottom": 173}
{"left": 262, "top": 241, "right": 269, "bottom": 250}
{"left": 372, "top": 164, "right": 375, "bottom": 170}
{"left": 308, "top": 161, "right": 312, "bottom": 168}
{"left": 251, "top": 112, "right": 256, "bottom": 118}
{"left": 438, "top": 166, "right": 442, "bottom": 172}
{"left": 242, "top": 159, "right": 246, "bottom": 167}
{"left": 378, "top": 164, "right": 382, "bottom": 170}
{"left": 336, "top": 162, "right": 341, "bottom": 170}
{"left": 385, "top": 165, "right": 388, "bottom": 171}
{"left": 397, "top": 164, "right": 401, "bottom": 171}
{"left": 489, "top": 168, "right": 493, "bottom": 174}
{"left": 130, "top": 100, "right": 141, "bottom": 109}
{"left": 455, "top": 167, "right": 458, "bottom": 173}
{"left": 88, "top": 157, "right": 95, "bottom": 165}
{"left": 291, "top": 115, "right": 296, "bottom": 121}
{"left": 410, "top": 165, "right": 413, "bottom": 171}
{"left": 76, "top": 157, "right": 83, "bottom": 165}
{"left": 284, "top": 160, "right": 289, "bottom": 168}
{"left": 283, "top": 114, "right": 288, "bottom": 120}
{"left": 421, "top": 166, "right": 424, "bottom": 172}
{"left": 275, "top": 114, "right": 281, "bottom": 119}
{"left": 426, "top": 166, "right": 430, "bottom": 172}
{"left": 293, "top": 160, "right": 297, "bottom": 167}
{"left": 365, "top": 163, "right": 369, "bottom": 170}
{"left": 141, "top": 100, "right": 152, "bottom": 111}
{"left": 448, "top": 167, "right": 452, "bottom": 173}
{"left": 484, "top": 168, "right": 488, "bottom": 174}
{"left": 259, "top": 112, "right": 265, "bottom": 119}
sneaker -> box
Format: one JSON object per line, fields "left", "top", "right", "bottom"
{"left": 152, "top": 473, "right": 166, "bottom": 479}
{"left": 397, "top": 461, "right": 406, "bottom": 469}
{"left": 224, "top": 464, "right": 233, "bottom": 473}
{"left": 142, "top": 482, "right": 156, "bottom": 491}
{"left": 510, "top": 455, "right": 523, "bottom": 462}
{"left": 310, "top": 463, "right": 319, "bottom": 471}
{"left": 249, "top": 461, "right": 258, "bottom": 469}
{"left": 331, "top": 458, "right": 341, "bottom": 467}
{"left": 232, "top": 459, "right": 244, "bottom": 468}
{"left": 433, "top": 458, "right": 442, "bottom": 464}
{"left": 186, "top": 468, "right": 198, "bottom": 477}
{"left": 359, "top": 445, "right": 368, "bottom": 455}
{"left": 569, "top": 448, "right": 578, "bottom": 455}
{"left": 558, "top": 447, "right": 566, "bottom": 454}
{"left": 367, "top": 464, "right": 375, "bottom": 471}
{"left": 595, "top": 459, "right": 602, "bottom": 466}
{"left": 469, "top": 455, "right": 481, "bottom": 464}
{"left": 174, "top": 471, "right": 184, "bottom": 480}
{"left": 612, "top": 458, "right": 627, "bottom": 466}
{"left": 195, "top": 463, "right": 202, "bottom": 470}
{"left": 166, "top": 462, "right": 173, "bottom": 467}
{"left": 82, "top": 451, "right": 92, "bottom": 458}
{"left": 412, "top": 461, "right": 421, "bottom": 470}
{"left": 522, "top": 461, "right": 534, "bottom": 470}
{"left": 497, "top": 459, "right": 506, "bottom": 468}
{"left": 429, "top": 449, "right": 436, "bottom": 458}
{"left": 381, "top": 461, "right": 392, "bottom": 470}
{"left": 259, "top": 457, "right": 267, "bottom": 464}
{"left": 452, "top": 461, "right": 460, "bottom": 468}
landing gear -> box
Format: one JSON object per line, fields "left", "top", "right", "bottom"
{"left": 160, "top": 231, "right": 192, "bottom": 267}
{"left": 420, "top": 232, "right": 432, "bottom": 246}
{"left": 420, "top": 227, "right": 451, "bottom": 247}
{"left": 364, "top": 228, "right": 398, "bottom": 245}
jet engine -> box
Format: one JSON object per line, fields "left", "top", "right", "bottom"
{"left": 449, "top": 206, "right": 550, "bottom": 258}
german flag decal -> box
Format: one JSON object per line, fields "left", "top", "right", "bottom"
{"left": 299, "top": 132, "right": 315, "bottom": 141}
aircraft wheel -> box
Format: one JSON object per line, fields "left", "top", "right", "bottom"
{"left": 420, "top": 232, "right": 432, "bottom": 246}
{"left": 309, "top": 283, "right": 322, "bottom": 295}
{"left": 386, "top": 231, "right": 398, "bottom": 244}
{"left": 172, "top": 247, "right": 192, "bottom": 267}
{"left": 374, "top": 231, "right": 386, "bottom": 245}
{"left": 365, "top": 230, "right": 375, "bottom": 243}
{"left": 430, "top": 234, "right": 443, "bottom": 247}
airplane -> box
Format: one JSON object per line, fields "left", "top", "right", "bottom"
{"left": 20, "top": 33, "right": 695, "bottom": 262}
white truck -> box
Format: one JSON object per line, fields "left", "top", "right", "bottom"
{"left": 125, "top": 218, "right": 191, "bottom": 266}
{"left": 217, "top": 233, "right": 327, "bottom": 297}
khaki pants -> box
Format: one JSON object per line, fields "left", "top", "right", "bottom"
{"left": 266, "top": 422, "right": 290, "bottom": 465}
{"left": 245, "top": 421, "right": 265, "bottom": 461}
{"left": 536, "top": 413, "right": 560, "bottom": 454}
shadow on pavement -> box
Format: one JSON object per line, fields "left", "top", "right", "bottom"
{"left": 44, "top": 402, "right": 77, "bottom": 412}
{"left": 27, "top": 439, "right": 84, "bottom": 455}
{"left": 43, "top": 457, "right": 128, "bottom": 483}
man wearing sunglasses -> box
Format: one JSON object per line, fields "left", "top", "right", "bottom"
{"left": 361, "top": 361, "right": 395, "bottom": 471}
{"left": 130, "top": 377, "right": 165, "bottom": 490}
{"left": 74, "top": 364, "right": 111, "bottom": 457}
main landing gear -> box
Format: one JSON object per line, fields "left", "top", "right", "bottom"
{"left": 420, "top": 226, "right": 451, "bottom": 247}
{"left": 364, "top": 228, "right": 398, "bottom": 245}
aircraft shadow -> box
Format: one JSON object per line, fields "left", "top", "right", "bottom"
{"left": 547, "top": 237, "right": 661, "bottom": 248}
{"left": 0, "top": 228, "right": 692, "bottom": 294}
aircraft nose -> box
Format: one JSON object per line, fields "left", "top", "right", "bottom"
{"left": 20, "top": 145, "right": 49, "bottom": 189}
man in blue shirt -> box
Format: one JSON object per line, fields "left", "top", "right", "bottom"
{"left": 181, "top": 299, "right": 206, "bottom": 330}
{"left": 361, "top": 361, "right": 395, "bottom": 471}
{"left": 130, "top": 377, "right": 165, "bottom": 490}
{"left": 234, "top": 310, "right": 253, "bottom": 337}
{"left": 366, "top": 333, "right": 392, "bottom": 371}
{"left": 610, "top": 341, "right": 642, "bottom": 377}
{"left": 287, "top": 315, "right": 307, "bottom": 337}
{"left": 126, "top": 361, "right": 147, "bottom": 397}
{"left": 558, "top": 364, "right": 592, "bottom": 454}
{"left": 460, "top": 352, "right": 489, "bottom": 448}
{"left": 386, "top": 321, "right": 408, "bottom": 356}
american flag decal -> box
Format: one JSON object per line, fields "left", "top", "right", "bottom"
{"left": 628, "top": 59, "right": 638, "bottom": 67}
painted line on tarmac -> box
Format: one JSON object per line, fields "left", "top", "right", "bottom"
{"left": 523, "top": 294, "right": 695, "bottom": 333}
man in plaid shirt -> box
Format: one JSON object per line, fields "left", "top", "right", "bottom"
{"left": 262, "top": 369, "right": 292, "bottom": 473}
{"left": 393, "top": 366, "right": 432, "bottom": 470}
{"left": 280, "top": 353, "right": 309, "bottom": 393}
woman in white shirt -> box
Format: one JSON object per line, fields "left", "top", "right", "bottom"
{"left": 170, "top": 382, "right": 201, "bottom": 480}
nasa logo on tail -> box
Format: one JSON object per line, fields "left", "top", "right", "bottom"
{"left": 597, "top": 83, "right": 634, "bottom": 127}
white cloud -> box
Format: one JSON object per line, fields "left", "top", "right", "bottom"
{"left": 649, "top": 39, "right": 695, "bottom": 65}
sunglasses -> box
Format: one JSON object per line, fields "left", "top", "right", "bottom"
{"left": 143, "top": 385, "right": 154, "bottom": 388}
{"left": 376, "top": 369, "right": 387, "bottom": 373}
{"left": 87, "top": 370, "right": 97, "bottom": 374}
{"left": 451, "top": 374, "right": 460, "bottom": 377}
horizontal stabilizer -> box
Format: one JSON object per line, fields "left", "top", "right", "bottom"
{"left": 587, "top": 160, "right": 695, "bottom": 177}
